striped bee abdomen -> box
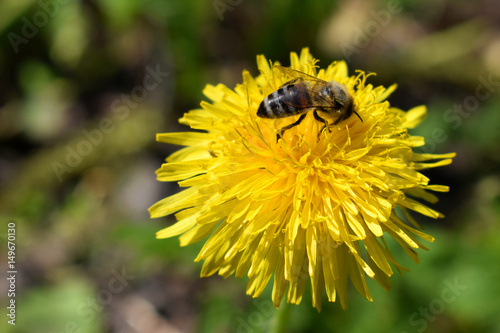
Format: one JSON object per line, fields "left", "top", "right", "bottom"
{"left": 257, "top": 84, "right": 309, "bottom": 119}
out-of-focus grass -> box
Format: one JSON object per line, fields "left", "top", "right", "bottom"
{"left": 1, "top": 0, "right": 499, "bottom": 332}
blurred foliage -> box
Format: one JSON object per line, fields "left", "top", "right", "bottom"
{"left": 0, "top": 0, "right": 499, "bottom": 332}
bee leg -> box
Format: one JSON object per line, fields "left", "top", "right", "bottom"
{"left": 277, "top": 113, "right": 307, "bottom": 142}
{"left": 313, "top": 110, "right": 330, "bottom": 134}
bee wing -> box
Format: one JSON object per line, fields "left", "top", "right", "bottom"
{"left": 307, "top": 89, "right": 341, "bottom": 109}
{"left": 280, "top": 83, "right": 338, "bottom": 111}
{"left": 275, "top": 66, "right": 327, "bottom": 83}
{"left": 275, "top": 66, "right": 339, "bottom": 108}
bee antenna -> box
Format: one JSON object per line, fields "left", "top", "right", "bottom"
{"left": 354, "top": 109, "right": 363, "bottom": 122}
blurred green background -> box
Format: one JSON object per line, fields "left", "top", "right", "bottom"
{"left": 1, "top": 0, "right": 499, "bottom": 332}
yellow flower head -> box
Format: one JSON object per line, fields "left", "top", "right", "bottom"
{"left": 149, "top": 48, "right": 455, "bottom": 310}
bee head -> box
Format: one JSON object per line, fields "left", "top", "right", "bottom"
{"left": 327, "top": 83, "right": 364, "bottom": 124}
{"left": 342, "top": 97, "right": 363, "bottom": 123}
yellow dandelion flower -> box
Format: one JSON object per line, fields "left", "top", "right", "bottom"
{"left": 149, "top": 48, "right": 455, "bottom": 311}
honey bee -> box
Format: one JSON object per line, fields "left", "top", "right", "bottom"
{"left": 257, "top": 66, "right": 362, "bottom": 141}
